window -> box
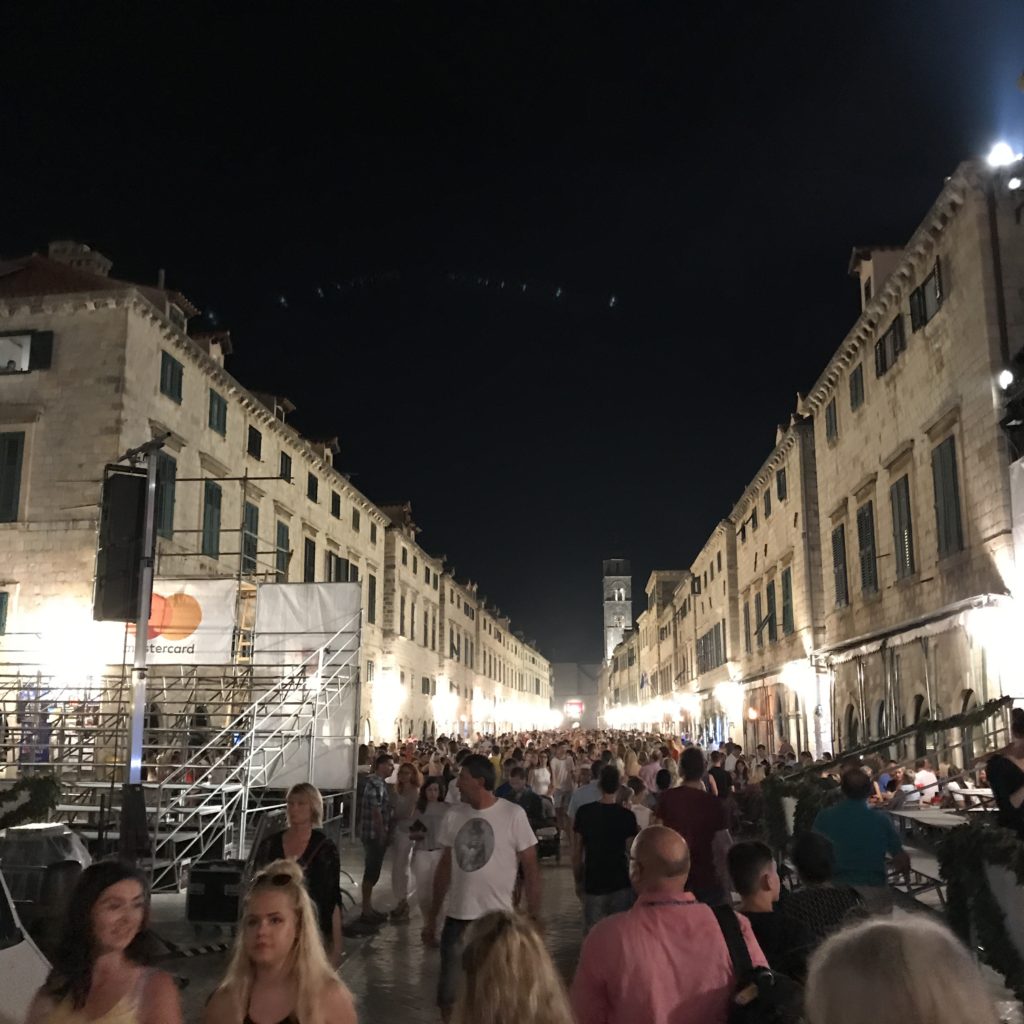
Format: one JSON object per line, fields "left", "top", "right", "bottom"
{"left": 276, "top": 521, "right": 290, "bottom": 582}
{"left": 370, "top": 522, "right": 377, "bottom": 544}
{"left": 423, "top": 610, "right": 429, "bottom": 646}
{"left": 432, "top": 572, "right": 438, "bottom": 590}
{"left": 890, "top": 475, "right": 916, "bottom": 579}
{"left": 0, "top": 329, "right": 53, "bottom": 372}
{"left": 874, "top": 317, "right": 906, "bottom": 377}
{"left": 413, "top": 555, "right": 418, "bottom": 574}
{"left": 910, "top": 260, "right": 943, "bottom": 331}
{"left": 348, "top": 562, "right": 359, "bottom": 583}
{"left": 303, "top": 538, "right": 315, "bottom": 582}
{"left": 717, "top": 551, "right": 722, "bottom": 572}
{"left": 431, "top": 611, "right": 436, "bottom": 649}
{"left": 743, "top": 601, "right": 752, "bottom": 654}
{"left": 696, "top": 622, "right": 726, "bottom": 673}
{"left": 764, "top": 490, "right": 772, "bottom": 519}
{"left": 367, "top": 573, "right": 377, "bottom": 624}
{"left": 825, "top": 398, "right": 839, "bottom": 443}
{"left": 155, "top": 452, "right": 176, "bottom": 540}
{"left": 421, "top": 676, "right": 432, "bottom": 695}
{"left": 932, "top": 436, "right": 964, "bottom": 557}
{"left": 331, "top": 491, "right": 341, "bottom": 518}
{"left": 208, "top": 389, "right": 227, "bottom": 436}
{"left": 242, "top": 501, "right": 259, "bottom": 574}
{"left": 279, "top": 452, "right": 292, "bottom": 482}
{"left": 856, "top": 501, "right": 878, "bottom": 594}
{"left": 776, "top": 467, "right": 788, "bottom": 502}
{"left": 0, "top": 432, "right": 25, "bottom": 523}
{"left": 366, "top": 660, "right": 375, "bottom": 682}
{"left": 751, "top": 508, "right": 758, "bottom": 531}
{"left": 424, "top": 564, "right": 431, "bottom": 584}
{"left": 410, "top": 599, "right": 416, "bottom": 641}
{"left": 764, "top": 581, "right": 777, "bottom": 642}
{"left": 352, "top": 507, "right": 361, "bottom": 532}
{"left": 849, "top": 363, "right": 865, "bottom": 410}
{"left": 202, "top": 480, "right": 222, "bottom": 558}
{"left": 401, "top": 547, "right": 408, "bottom": 566}
{"left": 247, "top": 425, "right": 262, "bottom": 459}
{"left": 0, "top": 591, "right": 7, "bottom": 635}
{"left": 754, "top": 592, "right": 763, "bottom": 649}
{"left": 326, "top": 550, "right": 347, "bottom": 583}
{"left": 159, "top": 351, "right": 183, "bottom": 403}
{"left": 781, "top": 568, "right": 794, "bottom": 635}
{"left": 400, "top": 595, "right": 406, "bottom": 636}
{"left": 832, "top": 523, "right": 849, "bottom": 607}
{"left": 307, "top": 472, "right": 318, "bottom": 502}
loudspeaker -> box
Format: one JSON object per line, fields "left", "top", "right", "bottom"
{"left": 93, "top": 466, "right": 147, "bottom": 622}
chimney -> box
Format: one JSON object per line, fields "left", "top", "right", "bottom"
{"left": 848, "top": 246, "right": 904, "bottom": 312}
{"left": 48, "top": 240, "right": 112, "bottom": 277}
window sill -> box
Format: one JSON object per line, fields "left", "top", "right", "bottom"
{"left": 938, "top": 548, "right": 969, "bottom": 573}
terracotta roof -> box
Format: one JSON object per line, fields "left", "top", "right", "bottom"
{"left": 0, "top": 253, "right": 199, "bottom": 316}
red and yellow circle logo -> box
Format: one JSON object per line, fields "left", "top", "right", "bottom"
{"left": 130, "top": 592, "right": 203, "bottom": 640}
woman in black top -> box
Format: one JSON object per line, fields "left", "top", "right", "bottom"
{"left": 985, "top": 708, "right": 1024, "bottom": 835}
{"left": 254, "top": 783, "right": 343, "bottom": 965}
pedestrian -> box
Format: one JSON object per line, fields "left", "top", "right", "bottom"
{"left": 357, "top": 751, "right": 395, "bottom": 926}
{"left": 804, "top": 916, "right": 999, "bottom": 1024}
{"left": 567, "top": 760, "right": 602, "bottom": 825}
{"left": 549, "top": 742, "right": 575, "bottom": 833}
{"left": 983, "top": 708, "right": 1024, "bottom": 835}
{"left": 389, "top": 761, "right": 422, "bottom": 922}
{"left": 654, "top": 747, "right": 732, "bottom": 904}
{"left": 421, "top": 753, "right": 541, "bottom": 1023}
{"left": 25, "top": 861, "right": 183, "bottom": 1024}
{"left": 502, "top": 766, "right": 545, "bottom": 828}
{"left": 570, "top": 825, "right": 767, "bottom": 1024}
{"left": 812, "top": 767, "right": 910, "bottom": 913}
{"left": 626, "top": 777, "right": 652, "bottom": 829}
{"left": 253, "top": 781, "right": 348, "bottom": 957}
{"left": 573, "top": 764, "right": 639, "bottom": 933}
{"left": 204, "top": 860, "right": 356, "bottom": 1024}
{"left": 411, "top": 775, "right": 450, "bottom": 939}
{"left": 451, "top": 910, "right": 574, "bottom": 1024}
{"left": 528, "top": 748, "right": 552, "bottom": 797}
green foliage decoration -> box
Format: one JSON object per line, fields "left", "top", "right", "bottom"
{"left": 938, "top": 821, "right": 1024, "bottom": 1001}
{"left": 0, "top": 774, "right": 60, "bottom": 830}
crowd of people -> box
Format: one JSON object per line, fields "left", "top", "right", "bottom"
{"left": 22, "top": 724, "right": 1018, "bottom": 1024}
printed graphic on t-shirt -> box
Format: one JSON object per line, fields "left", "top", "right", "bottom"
{"left": 454, "top": 817, "right": 495, "bottom": 872}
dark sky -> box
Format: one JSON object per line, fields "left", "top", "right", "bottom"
{"left": 4, "top": 4, "right": 1023, "bottom": 661}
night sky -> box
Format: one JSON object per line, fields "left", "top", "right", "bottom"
{"left": 4, "top": 4, "right": 1023, "bottom": 661}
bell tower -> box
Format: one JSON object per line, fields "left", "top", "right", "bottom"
{"left": 602, "top": 558, "right": 632, "bottom": 662}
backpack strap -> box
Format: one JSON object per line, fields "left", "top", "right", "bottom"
{"left": 711, "top": 905, "right": 754, "bottom": 979}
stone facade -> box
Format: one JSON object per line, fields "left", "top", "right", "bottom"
{"left": 599, "top": 158, "right": 1024, "bottom": 762}
{"left": 0, "top": 243, "right": 552, "bottom": 740}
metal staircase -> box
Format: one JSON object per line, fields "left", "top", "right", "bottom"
{"left": 148, "top": 615, "right": 361, "bottom": 888}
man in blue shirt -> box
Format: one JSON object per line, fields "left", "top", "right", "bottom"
{"left": 813, "top": 767, "right": 909, "bottom": 914}
{"left": 568, "top": 760, "right": 603, "bottom": 825}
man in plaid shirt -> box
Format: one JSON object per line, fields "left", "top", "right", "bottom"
{"left": 358, "top": 752, "right": 395, "bottom": 925}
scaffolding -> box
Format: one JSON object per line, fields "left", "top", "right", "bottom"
{"left": 0, "top": 613, "right": 361, "bottom": 891}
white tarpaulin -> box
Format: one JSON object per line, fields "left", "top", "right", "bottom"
{"left": 251, "top": 583, "right": 362, "bottom": 791}
{"left": 121, "top": 578, "right": 237, "bottom": 665}
{"left": 252, "top": 582, "right": 361, "bottom": 667}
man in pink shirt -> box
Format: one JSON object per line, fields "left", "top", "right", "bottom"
{"left": 571, "top": 825, "right": 766, "bottom": 1024}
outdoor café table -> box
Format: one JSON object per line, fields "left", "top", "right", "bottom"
{"left": 888, "top": 807, "right": 965, "bottom": 841}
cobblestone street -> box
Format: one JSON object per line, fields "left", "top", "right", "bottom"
{"left": 160, "top": 839, "right": 582, "bottom": 1024}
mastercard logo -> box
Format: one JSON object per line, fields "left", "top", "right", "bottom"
{"left": 128, "top": 592, "right": 203, "bottom": 640}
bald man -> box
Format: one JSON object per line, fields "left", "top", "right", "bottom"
{"left": 571, "top": 826, "right": 767, "bottom": 1024}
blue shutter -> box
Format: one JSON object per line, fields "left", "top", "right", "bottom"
{"left": 155, "top": 452, "right": 176, "bottom": 539}
{"left": 932, "top": 438, "right": 964, "bottom": 557}
{"left": 832, "top": 524, "right": 849, "bottom": 606}
{"left": 202, "top": 480, "right": 222, "bottom": 557}
{"left": 856, "top": 502, "right": 878, "bottom": 593}
{"left": 0, "top": 432, "right": 25, "bottom": 523}
{"left": 275, "top": 521, "right": 290, "bottom": 581}
{"left": 242, "top": 502, "right": 259, "bottom": 573}
{"left": 781, "top": 568, "right": 794, "bottom": 635}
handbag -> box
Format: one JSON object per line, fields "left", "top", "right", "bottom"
{"left": 711, "top": 905, "right": 803, "bottom": 1024}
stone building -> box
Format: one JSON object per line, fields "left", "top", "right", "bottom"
{"left": 0, "top": 242, "right": 552, "bottom": 747}
{"left": 602, "top": 558, "right": 632, "bottom": 661}
{"left": 802, "top": 159, "right": 1024, "bottom": 760}
{"left": 597, "top": 157, "right": 1024, "bottom": 759}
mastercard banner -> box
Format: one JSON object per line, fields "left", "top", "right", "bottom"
{"left": 123, "top": 578, "right": 237, "bottom": 664}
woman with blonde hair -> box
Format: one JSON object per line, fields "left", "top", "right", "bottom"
{"left": 452, "top": 910, "right": 573, "bottom": 1024}
{"left": 805, "top": 915, "right": 999, "bottom": 1024}
{"left": 253, "top": 782, "right": 346, "bottom": 959}
{"left": 389, "top": 761, "right": 423, "bottom": 922}
{"left": 204, "top": 860, "right": 355, "bottom": 1024}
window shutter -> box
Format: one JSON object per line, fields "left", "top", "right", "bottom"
{"left": 0, "top": 432, "right": 25, "bottom": 523}
{"left": 28, "top": 331, "right": 53, "bottom": 370}
{"left": 856, "top": 502, "right": 877, "bottom": 593}
{"left": 202, "top": 480, "right": 222, "bottom": 557}
{"left": 891, "top": 477, "right": 915, "bottom": 578}
{"left": 155, "top": 452, "right": 176, "bottom": 539}
{"left": 832, "top": 524, "right": 849, "bottom": 606}
{"left": 781, "top": 568, "right": 794, "bottom": 635}
{"left": 0, "top": 590, "right": 7, "bottom": 634}
{"left": 932, "top": 437, "right": 963, "bottom": 557}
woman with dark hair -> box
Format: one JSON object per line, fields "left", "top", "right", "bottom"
{"left": 983, "top": 707, "right": 1024, "bottom": 836}
{"left": 410, "top": 775, "right": 449, "bottom": 939}
{"left": 26, "top": 861, "right": 182, "bottom": 1024}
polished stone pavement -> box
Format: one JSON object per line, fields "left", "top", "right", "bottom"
{"left": 158, "top": 837, "right": 580, "bottom": 1024}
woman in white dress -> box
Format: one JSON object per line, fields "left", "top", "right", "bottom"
{"left": 528, "top": 749, "right": 552, "bottom": 797}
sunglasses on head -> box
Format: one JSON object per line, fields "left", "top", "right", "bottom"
{"left": 252, "top": 872, "right": 292, "bottom": 890}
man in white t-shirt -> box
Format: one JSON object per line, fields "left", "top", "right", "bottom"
{"left": 913, "top": 757, "right": 939, "bottom": 804}
{"left": 423, "top": 752, "right": 540, "bottom": 1021}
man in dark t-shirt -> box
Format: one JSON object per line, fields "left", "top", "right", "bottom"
{"left": 708, "top": 750, "right": 733, "bottom": 799}
{"left": 655, "top": 747, "right": 731, "bottom": 904}
{"left": 574, "top": 764, "right": 639, "bottom": 934}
